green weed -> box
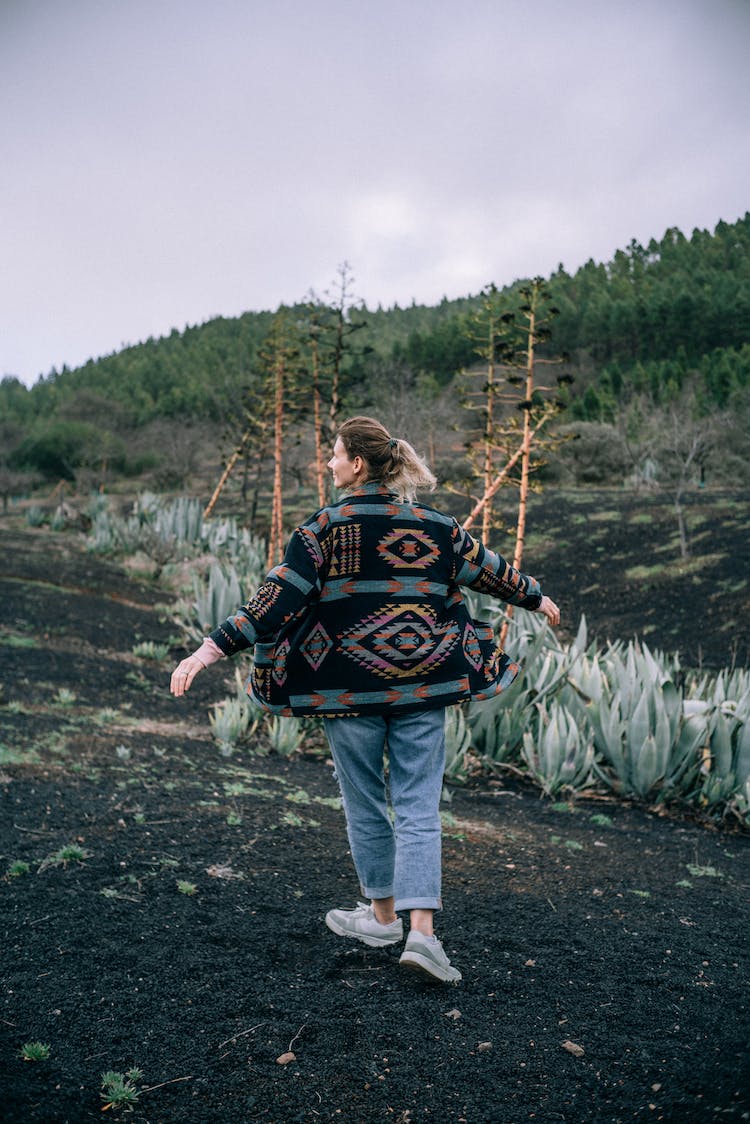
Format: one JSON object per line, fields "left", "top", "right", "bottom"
{"left": 20, "top": 1041, "right": 50, "bottom": 1062}
{"left": 0, "top": 745, "right": 41, "bottom": 765}
{"left": 280, "top": 811, "right": 304, "bottom": 827}
{"left": 312, "top": 795, "right": 342, "bottom": 809}
{"left": 686, "top": 863, "right": 724, "bottom": 879}
{"left": 95, "top": 707, "right": 122, "bottom": 725}
{"left": 176, "top": 879, "right": 197, "bottom": 895}
{"left": 101, "top": 1068, "right": 143, "bottom": 1110}
{"left": 285, "top": 789, "right": 311, "bottom": 805}
{"left": 3, "top": 700, "right": 27, "bottom": 713}
{"left": 54, "top": 688, "right": 77, "bottom": 707}
{"left": 38, "top": 844, "right": 89, "bottom": 871}
{"left": 7, "top": 860, "right": 30, "bottom": 877}
{"left": 589, "top": 813, "right": 614, "bottom": 827}
{"left": 0, "top": 633, "right": 36, "bottom": 649}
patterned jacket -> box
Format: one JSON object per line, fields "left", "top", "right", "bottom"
{"left": 210, "top": 482, "right": 544, "bottom": 717}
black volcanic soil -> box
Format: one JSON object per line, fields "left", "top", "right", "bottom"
{"left": 1, "top": 506, "right": 749, "bottom": 1124}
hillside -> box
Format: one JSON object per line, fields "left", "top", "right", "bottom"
{"left": 2, "top": 213, "right": 749, "bottom": 491}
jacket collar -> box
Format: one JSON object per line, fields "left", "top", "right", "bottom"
{"left": 341, "top": 481, "right": 397, "bottom": 499}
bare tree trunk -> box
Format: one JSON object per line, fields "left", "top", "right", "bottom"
{"left": 204, "top": 445, "right": 244, "bottom": 520}
{"left": 481, "top": 342, "right": 496, "bottom": 542}
{"left": 463, "top": 408, "right": 555, "bottom": 531}
{"left": 500, "top": 305, "right": 536, "bottom": 648}
{"left": 268, "top": 357, "right": 285, "bottom": 570}
{"left": 513, "top": 305, "right": 536, "bottom": 571}
{"left": 311, "top": 333, "right": 326, "bottom": 506}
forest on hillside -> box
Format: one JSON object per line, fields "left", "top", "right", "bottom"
{"left": 2, "top": 214, "right": 749, "bottom": 504}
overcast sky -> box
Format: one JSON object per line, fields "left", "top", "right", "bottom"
{"left": 2, "top": 0, "right": 748, "bottom": 387}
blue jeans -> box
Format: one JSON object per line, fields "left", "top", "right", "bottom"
{"left": 323, "top": 708, "right": 446, "bottom": 912}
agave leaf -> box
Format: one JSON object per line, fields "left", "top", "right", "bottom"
{"left": 627, "top": 689, "right": 652, "bottom": 760}
{"left": 571, "top": 615, "right": 588, "bottom": 656}
{"left": 734, "top": 718, "right": 750, "bottom": 787}
{"left": 710, "top": 711, "right": 734, "bottom": 778}
{"left": 633, "top": 733, "right": 662, "bottom": 797}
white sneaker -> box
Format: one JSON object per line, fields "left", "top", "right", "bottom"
{"left": 399, "top": 930, "right": 462, "bottom": 983}
{"left": 325, "top": 902, "right": 404, "bottom": 948}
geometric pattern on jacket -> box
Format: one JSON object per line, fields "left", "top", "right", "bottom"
{"left": 209, "top": 482, "right": 543, "bottom": 717}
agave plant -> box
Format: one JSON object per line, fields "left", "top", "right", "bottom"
{"left": 182, "top": 563, "right": 244, "bottom": 641}
{"left": 521, "top": 699, "right": 595, "bottom": 796}
{"left": 579, "top": 641, "right": 704, "bottom": 800}
{"left": 265, "top": 714, "right": 304, "bottom": 756}
{"left": 208, "top": 668, "right": 259, "bottom": 754}
{"left": 684, "top": 686, "right": 750, "bottom": 812}
{"left": 464, "top": 597, "right": 573, "bottom": 767}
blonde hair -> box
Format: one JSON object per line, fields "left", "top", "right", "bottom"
{"left": 337, "top": 415, "right": 437, "bottom": 502}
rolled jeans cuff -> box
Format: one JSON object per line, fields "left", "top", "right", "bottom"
{"left": 361, "top": 883, "right": 395, "bottom": 900}
{"left": 394, "top": 896, "right": 443, "bottom": 912}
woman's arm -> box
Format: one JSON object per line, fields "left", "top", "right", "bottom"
{"left": 451, "top": 520, "right": 560, "bottom": 625}
{"left": 170, "top": 523, "right": 324, "bottom": 696}
{"left": 451, "top": 520, "right": 541, "bottom": 608}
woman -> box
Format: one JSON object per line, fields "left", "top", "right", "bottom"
{"left": 171, "top": 416, "right": 560, "bottom": 984}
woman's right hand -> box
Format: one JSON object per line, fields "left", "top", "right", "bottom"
{"left": 538, "top": 595, "right": 561, "bottom": 627}
{"left": 170, "top": 654, "right": 206, "bottom": 697}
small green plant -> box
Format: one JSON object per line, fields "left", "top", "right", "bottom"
{"left": 100, "top": 1068, "right": 143, "bottom": 1110}
{"left": 7, "top": 860, "right": 31, "bottom": 877}
{"left": 0, "top": 634, "right": 36, "bottom": 649}
{"left": 589, "top": 813, "right": 614, "bottom": 827}
{"left": 686, "top": 863, "right": 724, "bottom": 879}
{"left": 280, "top": 810, "right": 304, "bottom": 827}
{"left": 25, "top": 505, "right": 46, "bottom": 527}
{"left": 95, "top": 706, "right": 122, "bottom": 725}
{"left": 226, "top": 811, "right": 242, "bottom": 826}
{"left": 131, "top": 640, "right": 170, "bottom": 661}
{"left": 176, "top": 879, "right": 197, "bottom": 895}
{"left": 38, "top": 843, "right": 89, "bottom": 871}
{"left": 285, "top": 789, "right": 311, "bottom": 805}
{"left": 21, "top": 1041, "right": 51, "bottom": 1061}
{"left": 54, "top": 687, "right": 77, "bottom": 707}
{"left": 265, "top": 714, "right": 304, "bottom": 756}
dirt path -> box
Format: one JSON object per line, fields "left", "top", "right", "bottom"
{"left": 1, "top": 526, "right": 749, "bottom": 1123}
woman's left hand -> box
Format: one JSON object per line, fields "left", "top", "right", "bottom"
{"left": 538, "top": 595, "right": 561, "bottom": 627}
{"left": 170, "top": 655, "right": 206, "bottom": 697}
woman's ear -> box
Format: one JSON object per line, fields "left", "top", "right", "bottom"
{"left": 352, "top": 455, "right": 364, "bottom": 478}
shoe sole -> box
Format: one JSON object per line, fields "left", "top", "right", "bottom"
{"left": 325, "top": 914, "right": 402, "bottom": 948}
{"left": 399, "top": 950, "right": 462, "bottom": 984}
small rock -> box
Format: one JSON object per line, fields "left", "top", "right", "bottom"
{"left": 276, "top": 1051, "right": 296, "bottom": 1065}
{"left": 562, "top": 1039, "right": 585, "bottom": 1057}
{"left": 444, "top": 1008, "right": 461, "bottom": 1020}
{"left": 524, "top": 958, "right": 536, "bottom": 967}
{"left": 477, "top": 1042, "right": 492, "bottom": 1052}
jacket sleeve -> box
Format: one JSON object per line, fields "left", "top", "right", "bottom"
{"left": 209, "top": 525, "right": 324, "bottom": 656}
{"left": 450, "top": 519, "right": 542, "bottom": 609}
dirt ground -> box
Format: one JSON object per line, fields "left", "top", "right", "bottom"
{"left": 1, "top": 517, "right": 749, "bottom": 1124}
